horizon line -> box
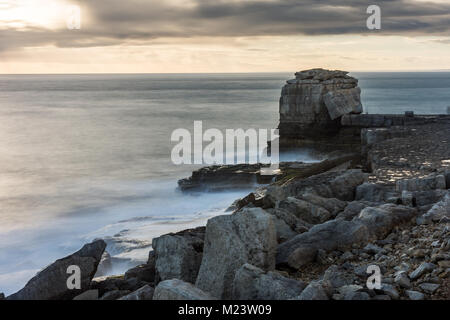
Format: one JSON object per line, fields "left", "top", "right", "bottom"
{"left": 1, "top": 69, "right": 450, "bottom": 76}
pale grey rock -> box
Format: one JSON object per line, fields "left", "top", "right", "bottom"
{"left": 419, "top": 191, "right": 450, "bottom": 224}
{"left": 278, "top": 197, "right": 333, "bottom": 225}
{"left": 324, "top": 87, "right": 363, "bottom": 120}
{"left": 396, "top": 175, "right": 446, "bottom": 192}
{"left": 296, "top": 281, "right": 329, "bottom": 300}
{"left": 152, "top": 226, "right": 205, "bottom": 284}
{"left": 7, "top": 240, "right": 106, "bottom": 300}
{"left": 356, "top": 204, "right": 417, "bottom": 240}
{"left": 355, "top": 183, "right": 387, "bottom": 203}
{"left": 401, "top": 191, "right": 416, "bottom": 207}
{"left": 298, "top": 192, "right": 347, "bottom": 217}
{"left": 273, "top": 217, "right": 298, "bottom": 243}
{"left": 153, "top": 279, "right": 214, "bottom": 300}
{"left": 277, "top": 204, "right": 416, "bottom": 269}
{"left": 337, "top": 285, "right": 363, "bottom": 296}
{"left": 195, "top": 207, "right": 277, "bottom": 299}
{"left": 418, "top": 283, "right": 439, "bottom": 294}
{"left": 394, "top": 272, "right": 412, "bottom": 289}
{"left": 322, "top": 265, "right": 357, "bottom": 288}
{"left": 380, "top": 284, "right": 399, "bottom": 300}
{"left": 276, "top": 219, "right": 369, "bottom": 269}
{"left": 336, "top": 201, "right": 377, "bottom": 220}
{"left": 232, "top": 264, "right": 306, "bottom": 300}
{"left": 405, "top": 290, "right": 425, "bottom": 300}
{"left": 409, "top": 262, "right": 437, "bottom": 280}
{"left": 119, "top": 285, "right": 154, "bottom": 300}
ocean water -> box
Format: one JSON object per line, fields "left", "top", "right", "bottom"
{"left": 0, "top": 72, "right": 449, "bottom": 295}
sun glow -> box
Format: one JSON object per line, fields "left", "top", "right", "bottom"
{"left": 0, "top": 0, "right": 74, "bottom": 29}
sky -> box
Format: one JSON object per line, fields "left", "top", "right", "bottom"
{"left": 0, "top": 0, "right": 449, "bottom": 73}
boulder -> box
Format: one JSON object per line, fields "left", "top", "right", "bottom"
{"left": 195, "top": 208, "right": 277, "bottom": 299}
{"left": 277, "top": 204, "right": 416, "bottom": 269}
{"left": 295, "top": 281, "right": 329, "bottom": 300}
{"left": 124, "top": 263, "right": 155, "bottom": 283}
{"left": 278, "top": 197, "right": 333, "bottom": 225}
{"left": 323, "top": 87, "right": 363, "bottom": 120}
{"left": 276, "top": 219, "right": 368, "bottom": 269}
{"left": 7, "top": 240, "right": 106, "bottom": 300}
{"left": 321, "top": 265, "right": 357, "bottom": 288}
{"left": 152, "top": 227, "right": 205, "bottom": 284}
{"left": 232, "top": 264, "right": 306, "bottom": 300}
{"left": 266, "top": 208, "right": 311, "bottom": 234}
{"left": 356, "top": 204, "right": 417, "bottom": 240}
{"left": 336, "top": 201, "right": 378, "bottom": 220}
{"left": 355, "top": 183, "right": 387, "bottom": 203}
{"left": 419, "top": 191, "right": 450, "bottom": 223}
{"left": 118, "top": 285, "right": 154, "bottom": 300}
{"left": 405, "top": 290, "right": 425, "bottom": 300}
{"left": 298, "top": 193, "right": 347, "bottom": 216}
{"left": 396, "top": 175, "right": 446, "bottom": 192}
{"left": 153, "top": 279, "right": 214, "bottom": 300}
{"left": 409, "top": 262, "right": 437, "bottom": 280}
{"left": 265, "top": 170, "right": 368, "bottom": 205}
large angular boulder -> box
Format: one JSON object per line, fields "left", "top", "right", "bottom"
{"left": 195, "top": 208, "right": 277, "bottom": 299}
{"left": 278, "top": 197, "right": 333, "bottom": 225}
{"left": 8, "top": 240, "right": 106, "bottom": 300}
{"left": 324, "top": 88, "right": 363, "bottom": 120}
{"left": 356, "top": 204, "right": 417, "bottom": 239}
{"left": 153, "top": 279, "right": 214, "bottom": 300}
{"left": 232, "top": 264, "right": 306, "bottom": 300}
{"left": 152, "top": 227, "right": 205, "bottom": 284}
{"left": 418, "top": 191, "right": 450, "bottom": 223}
{"left": 277, "top": 204, "right": 417, "bottom": 269}
{"left": 265, "top": 170, "right": 368, "bottom": 205}
{"left": 276, "top": 219, "right": 368, "bottom": 269}
{"left": 396, "top": 175, "right": 446, "bottom": 192}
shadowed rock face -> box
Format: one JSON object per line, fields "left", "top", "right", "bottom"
{"left": 7, "top": 240, "right": 106, "bottom": 300}
{"left": 152, "top": 227, "right": 205, "bottom": 284}
{"left": 279, "top": 68, "right": 363, "bottom": 140}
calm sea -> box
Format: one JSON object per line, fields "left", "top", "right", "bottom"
{"left": 0, "top": 72, "right": 449, "bottom": 294}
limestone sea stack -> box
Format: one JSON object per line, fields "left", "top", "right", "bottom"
{"left": 279, "top": 68, "right": 363, "bottom": 146}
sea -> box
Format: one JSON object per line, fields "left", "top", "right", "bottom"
{"left": 0, "top": 72, "right": 449, "bottom": 295}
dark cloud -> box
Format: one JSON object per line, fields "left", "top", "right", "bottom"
{"left": 1, "top": 0, "right": 449, "bottom": 52}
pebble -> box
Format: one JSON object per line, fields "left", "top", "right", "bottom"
{"left": 405, "top": 290, "right": 425, "bottom": 300}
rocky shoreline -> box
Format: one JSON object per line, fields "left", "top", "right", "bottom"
{"left": 2, "top": 69, "right": 449, "bottom": 300}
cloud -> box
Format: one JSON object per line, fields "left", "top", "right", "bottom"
{"left": 1, "top": 0, "right": 449, "bottom": 53}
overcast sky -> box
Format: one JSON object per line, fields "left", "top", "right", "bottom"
{"left": 0, "top": 0, "right": 449, "bottom": 73}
